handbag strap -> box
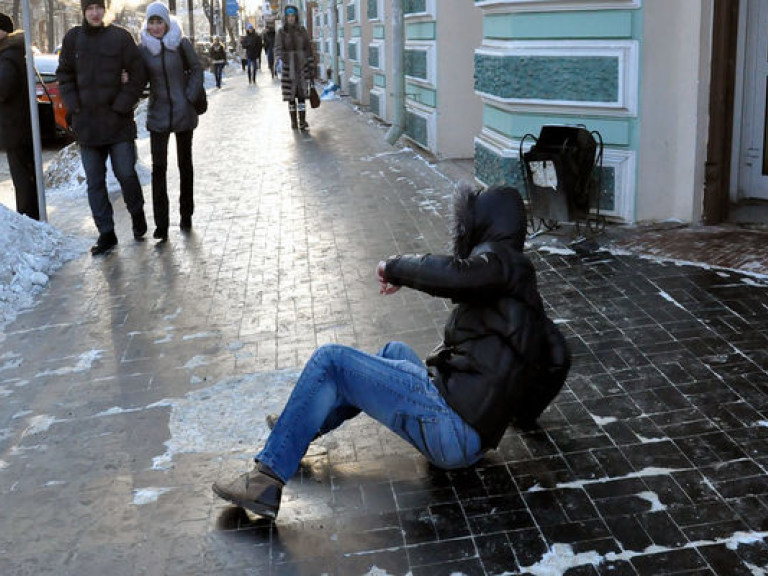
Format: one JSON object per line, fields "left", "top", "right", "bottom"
{"left": 179, "top": 38, "right": 191, "bottom": 72}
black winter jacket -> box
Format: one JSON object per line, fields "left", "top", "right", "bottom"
{"left": 242, "top": 30, "right": 262, "bottom": 60}
{"left": 383, "top": 185, "right": 571, "bottom": 449}
{"left": 56, "top": 22, "right": 146, "bottom": 147}
{"left": 0, "top": 31, "right": 32, "bottom": 148}
{"left": 139, "top": 21, "right": 202, "bottom": 134}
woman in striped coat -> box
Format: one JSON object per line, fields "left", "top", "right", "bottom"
{"left": 274, "top": 4, "right": 315, "bottom": 131}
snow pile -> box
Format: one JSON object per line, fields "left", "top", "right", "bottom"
{"left": 0, "top": 207, "right": 89, "bottom": 332}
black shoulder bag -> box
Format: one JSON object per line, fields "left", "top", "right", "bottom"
{"left": 179, "top": 39, "right": 207, "bottom": 115}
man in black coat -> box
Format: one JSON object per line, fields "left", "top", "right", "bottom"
{"left": 57, "top": 0, "right": 148, "bottom": 255}
{"left": 0, "top": 13, "right": 39, "bottom": 220}
{"left": 263, "top": 25, "right": 275, "bottom": 78}
{"left": 212, "top": 185, "right": 571, "bottom": 520}
{"left": 241, "top": 24, "right": 262, "bottom": 84}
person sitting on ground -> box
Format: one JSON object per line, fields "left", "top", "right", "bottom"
{"left": 212, "top": 184, "right": 572, "bottom": 520}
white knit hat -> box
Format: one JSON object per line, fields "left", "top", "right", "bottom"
{"left": 146, "top": 1, "right": 170, "bottom": 27}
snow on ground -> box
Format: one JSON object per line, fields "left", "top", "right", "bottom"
{"left": 0, "top": 206, "right": 89, "bottom": 334}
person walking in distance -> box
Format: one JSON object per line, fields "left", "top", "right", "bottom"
{"left": 138, "top": 1, "right": 203, "bottom": 241}
{"left": 241, "top": 23, "right": 262, "bottom": 85}
{"left": 56, "top": 0, "right": 148, "bottom": 255}
{"left": 211, "top": 185, "right": 571, "bottom": 520}
{"left": 274, "top": 5, "right": 314, "bottom": 130}
{"left": 0, "top": 12, "right": 39, "bottom": 221}
{"left": 263, "top": 24, "right": 275, "bottom": 79}
{"left": 209, "top": 36, "right": 226, "bottom": 89}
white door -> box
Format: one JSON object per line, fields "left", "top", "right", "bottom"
{"left": 739, "top": 0, "right": 768, "bottom": 200}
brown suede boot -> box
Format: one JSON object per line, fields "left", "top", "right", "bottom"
{"left": 212, "top": 464, "right": 284, "bottom": 519}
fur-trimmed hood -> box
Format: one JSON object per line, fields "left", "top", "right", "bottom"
{"left": 140, "top": 15, "right": 183, "bottom": 55}
{"left": 0, "top": 30, "right": 24, "bottom": 56}
{"left": 452, "top": 184, "right": 527, "bottom": 259}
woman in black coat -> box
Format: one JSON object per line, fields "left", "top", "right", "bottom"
{"left": 139, "top": 1, "right": 203, "bottom": 240}
{"left": 275, "top": 4, "right": 314, "bottom": 130}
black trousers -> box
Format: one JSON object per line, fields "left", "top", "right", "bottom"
{"left": 150, "top": 130, "right": 194, "bottom": 232}
{"left": 6, "top": 141, "right": 40, "bottom": 220}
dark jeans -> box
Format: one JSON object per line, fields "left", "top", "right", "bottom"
{"left": 247, "top": 58, "right": 259, "bottom": 82}
{"left": 6, "top": 141, "right": 39, "bottom": 220}
{"left": 213, "top": 63, "right": 225, "bottom": 87}
{"left": 80, "top": 141, "right": 144, "bottom": 234}
{"left": 150, "top": 130, "right": 194, "bottom": 232}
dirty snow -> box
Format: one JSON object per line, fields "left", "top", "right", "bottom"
{"left": 148, "top": 368, "right": 300, "bottom": 470}
{"left": 0, "top": 206, "right": 89, "bottom": 333}
{"left": 132, "top": 487, "right": 173, "bottom": 505}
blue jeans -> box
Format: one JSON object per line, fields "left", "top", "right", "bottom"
{"left": 213, "top": 63, "right": 225, "bottom": 87}
{"left": 80, "top": 141, "right": 144, "bottom": 234}
{"left": 256, "top": 342, "right": 484, "bottom": 483}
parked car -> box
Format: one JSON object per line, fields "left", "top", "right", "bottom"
{"left": 33, "top": 53, "right": 70, "bottom": 140}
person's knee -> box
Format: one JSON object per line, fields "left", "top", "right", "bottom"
{"left": 383, "top": 341, "right": 407, "bottom": 356}
{"left": 311, "top": 343, "right": 346, "bottom": 367}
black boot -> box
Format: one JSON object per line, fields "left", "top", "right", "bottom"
{"left": 299, "top": 111, "right": 309, "bottom": 131}
{"left": 153, "top": 228, "right": 168, "bottom": 242}
{"left": 289, "top": 108, "right": 298, "bottom": 130}
{"left": 180, "top": 216, "right": 192, "bottom": 232}
{"left": 91, "top": 230, "right": 118, "bottom": 256}
{"left": 212, "top": 464, "right": 284, "bottom": 519}
{"left": 132, "top": 211, "right": 147, "bottom": 240}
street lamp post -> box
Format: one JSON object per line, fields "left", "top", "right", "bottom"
{"left": 21, "top": 0, "right": 47, "bottom": 221}
{"left": 187, "top": 0, "right": 194, "bottom": 41}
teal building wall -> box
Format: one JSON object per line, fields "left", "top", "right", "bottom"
{"left": 473, "top": 1, "right": 643, "bottom": 222}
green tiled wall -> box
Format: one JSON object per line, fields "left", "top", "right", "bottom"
{"left": 475, "top": 54, "right": 619, "bottom": 103}
{"left": 405, "top": 111, "right": 428, "bottom": 147}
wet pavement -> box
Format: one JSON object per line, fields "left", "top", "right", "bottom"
{"left": 1, "top": 69, "right": 768, "bottom": 575}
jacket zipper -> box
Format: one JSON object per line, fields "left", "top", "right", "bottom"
{"left": 160, "top": 43, "right": 173, "bottom": 131}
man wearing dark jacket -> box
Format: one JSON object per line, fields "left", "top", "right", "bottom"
{"left": 241, "top": 24, "right": 262, "bottom": 84}
{"left": 56, "top": 0, "right": 147, "bottom": 255}
{"left": 0, "top": 13, "right": 39, "bottom": 220}
{"left": 212, "top": 184, "right": 571, "bottom": 521}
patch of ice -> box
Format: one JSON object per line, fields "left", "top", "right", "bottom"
{"left": 132, "top": 487, "right": 173, "bottom": 505}
{"left": 521, "top": 543, "right": 601, "bottom": 575}
{"left": 22, "top": 415, "right": 56, "bottom": 437}
{"left": 658, "top": 290, "right": 687, "bottom": 311}
{"left": 635, "top": 434, "right": 667, "bottom": 444}
{"left": 637, "top": 491, "right": 666, "bottom": 512}
{"left": 183, "top": 355, "right": 209, "bottom": 369}
{"left": 182, "top": 332, "right": 218, "bottom": 341}
{"left": 150, "top": 369, "right": 299, "bottom": 470}
{"left": 163, "top": 308, "right": 182, "bottom": 320}
{"left": 537, "top": 246, "right": 577, "bottom": 256}
{"left": 35, "top": 349, "right": 104, "bottom": 377}
{"left": 0, "top": 351, "right": 23, "bottom": 372}
{"left": 591, "top": 415, "right": 617, "bottom": 426}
